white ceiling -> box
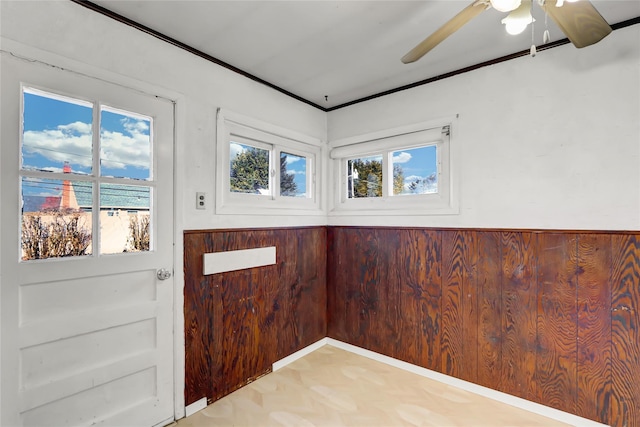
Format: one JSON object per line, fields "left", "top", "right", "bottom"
{"left": 88, "top": 0, "right": 639, "bottom": 109}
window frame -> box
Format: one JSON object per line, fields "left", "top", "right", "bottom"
{"left": 216, "top": 109, "right": 323, "bottom": 215}
{"left": 330, "top": 117, "right": 459, "bottom": 215}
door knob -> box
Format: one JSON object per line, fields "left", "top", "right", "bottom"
{"left": 157, "top": 268, "right": 172, "bottom": 280}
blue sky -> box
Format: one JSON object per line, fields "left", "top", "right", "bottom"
{"left": 280, "top": 151, "right": 307, "bottom": 196}
{"left": 22, "top": 89, "right": 151, "bottom": 198}
{"left": 22, "top": 91, "right": 93, "bottom": 176}
{"left": 392, "top": 145, "right": 438, "bottom": 193}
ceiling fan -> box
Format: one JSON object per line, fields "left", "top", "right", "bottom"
{"left": 402, "top": 0, "right": 612, "bottom": 63}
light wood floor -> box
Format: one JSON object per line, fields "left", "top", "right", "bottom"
{"left": 177, "top": 345, "right": 572, "bottom": 427}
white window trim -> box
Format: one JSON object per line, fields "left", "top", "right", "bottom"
{"left": 329, "top": 116, "right": 459, "bottom": 216}
{"left": 216, "top": 109, "right": 324, "bottom": 215}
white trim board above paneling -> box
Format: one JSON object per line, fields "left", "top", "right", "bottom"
{"left": 202, "top": 247, "right": 276, "bottom": 275}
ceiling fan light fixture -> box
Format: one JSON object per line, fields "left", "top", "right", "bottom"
{"left": 556, "top": 0, "right": 580, "bottom": 6}
{"left": 490, "top": 0, "right": 522, "bottom": 13}
{"left": 501, "top": 0, "right": 535, "bottom": 35}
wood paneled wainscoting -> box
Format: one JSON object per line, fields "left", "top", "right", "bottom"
{"left": 183, "top": 227, "right": 327, "bottom": 407}
{"left": 183, "top": 226, "right": 638, "bottom": 427}
{"left": 327, "top": 227, "right": 640, "bottom": 427}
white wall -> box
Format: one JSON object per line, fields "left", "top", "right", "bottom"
{"left": 0, "top": 0, "right": 328, "bottom": 232}
{"left": 328, "top": 25, "right": 640, "bottom": 231}
{"left": 2, "top": 2, "right": 637, "bottom": 232}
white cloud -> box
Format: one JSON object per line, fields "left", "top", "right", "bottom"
{"left": 123, "top": 118, "right": 149, "bottom": 134}
{"left": 59, "top": 121, "right": 92, "bottom": 134}
{"left": 392, "top": 152, "right": 412, "bottom": 163}
{"left": 284, "top": 154, "right": 302, "bottom": 164}
{"left": 230, "top": 142, "right": 245, "bottom": 160}
{"left": 23, "top": 118, "right": 152, "bottom": 172}
{"left": 23, "top": 122, "right": 93, "bottom": 168}
{"left": 403, "top": 174, "right": 437, "bottom": 194}
{"left": 100, "top": 118, "right": 151, "bottom": 170}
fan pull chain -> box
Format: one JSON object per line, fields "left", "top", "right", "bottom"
{"left": 543, "top": 7, "right": 550, "bottom": 43}
{"left": 530, "top": 0, "right": 536, "bottom": 56}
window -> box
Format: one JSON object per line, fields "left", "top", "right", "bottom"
{"left": 20, "top": 86, "right": 154, "bottom": 260}
{"left": 216, "top": 109, "right": 322, "bottom": 214}
{"left": 330, "top": 118, "right": 458, "bottom": 215}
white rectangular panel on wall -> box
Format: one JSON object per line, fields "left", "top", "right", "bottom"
{"left": 203, "top": 246, "right": 276, "bottom": 275}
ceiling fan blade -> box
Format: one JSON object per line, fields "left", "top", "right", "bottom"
{"left": 542, "top": 0, "right": 612, "bottom": 48}
{"left": 402, "top": 0, "right": 490, "bottom": 64}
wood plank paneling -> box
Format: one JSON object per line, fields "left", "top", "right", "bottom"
{"left": 343, "top": 228, "right": 365, "bottom": 348}
{"left": 289, "top": 267, "right": 327, "bottom": 354}
{"left": 209, "top": 301, "right": 223, "bottom": 401}
{"left": 536, "top": 233, "right": 578, "bottom": 414}
{"left": 184, "top": 227, "right": 326, "bottom": 406}
{"left": 576, "top": 234, "right": 612, "bottom": 423}
{"left": 326, "top": 227, "right": 346, "bottom": 341}
{"left": 610, "top": 234, "right": 640, "bottom": 427}
{"left": 186, "top": 226, "right": 638, "bottom": 427}
{"left": 358, "top": 228, "right": 389, "bottom": 355}
{"left": 395, "top": 229, "right": 427, "bottom": 365}
{"left": 219, "top": 297, "right": 259, "bottom": 398}
{"left": 370, "top": 229, "right": 400, "bottom": 358}
{"left": 183, "top": 232, "right": 214, "bottom": 404}
{"left": 417, "top": 230, "right": 442, "bottom": 371}
{"left": 326, "top": 227, "right": 638, "bottom": 427}
{"left": 460, "top": 230, "right": 479, "bottom": 384}
{"left": 476, "top": 231, "right": 503, "bottom": 391}
{"left": 254, "top": 290, "right": 280, "bottom": 374}
{"left": 441, "top": 230, "right": 465, "bottom": 378}
{"left": 276, "top": 286, "right": 297, "bottom": 359}
{"left": 500, "top": 232, "right": 537, "bottom": 400}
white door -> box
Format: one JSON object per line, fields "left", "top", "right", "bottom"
{"left": 1, "top": 51, "right": 174, "bottom": 427}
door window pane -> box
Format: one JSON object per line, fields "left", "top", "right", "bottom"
{"left": 392, "top": 145, "right": 438, "bottom": 196}
{"left": 99, "top": 184, "right": 151, "bottom": 254}
{"left": 22, "top": 88, "right": 93, "bottom": 175}
{"left": 347, "top": 155, "right": 383, "bottom": 198}
{"left": 100, "top": 107, "right": 152, "bottom": 180}
{"left": 21, "top": 177, "right": 93, "bottom": 260}
{"left": 229, "top": 142, "right": 270, "bottom": 195}
{"left": 280, "top": 152, "right": 307, "bottom": 197}
{"left": 20, "top": 87, "right": 156, "bottom": 261}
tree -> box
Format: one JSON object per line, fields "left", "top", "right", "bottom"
{"left": 393, "top": 164, "right": 405, "bottom": 195}
{"left": 408, "top": 172, "right": 438, "bottom": 194}
{"left": 351, "top": 159, "right": 382, "bottom": 197}
{"left": 128, "top": 214, "right": 150, "bottom": 252}
{"left": 349, "top": 159, "right": 405, "bottom": 197}
{"left": 21, "top": 210, "right": 92, "bottom": 260}
{"left": 230, "top": 147, "right": 269, "bottom": 193}
{"left": 279, "top": 155, "right": 298, "bottom": 196}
